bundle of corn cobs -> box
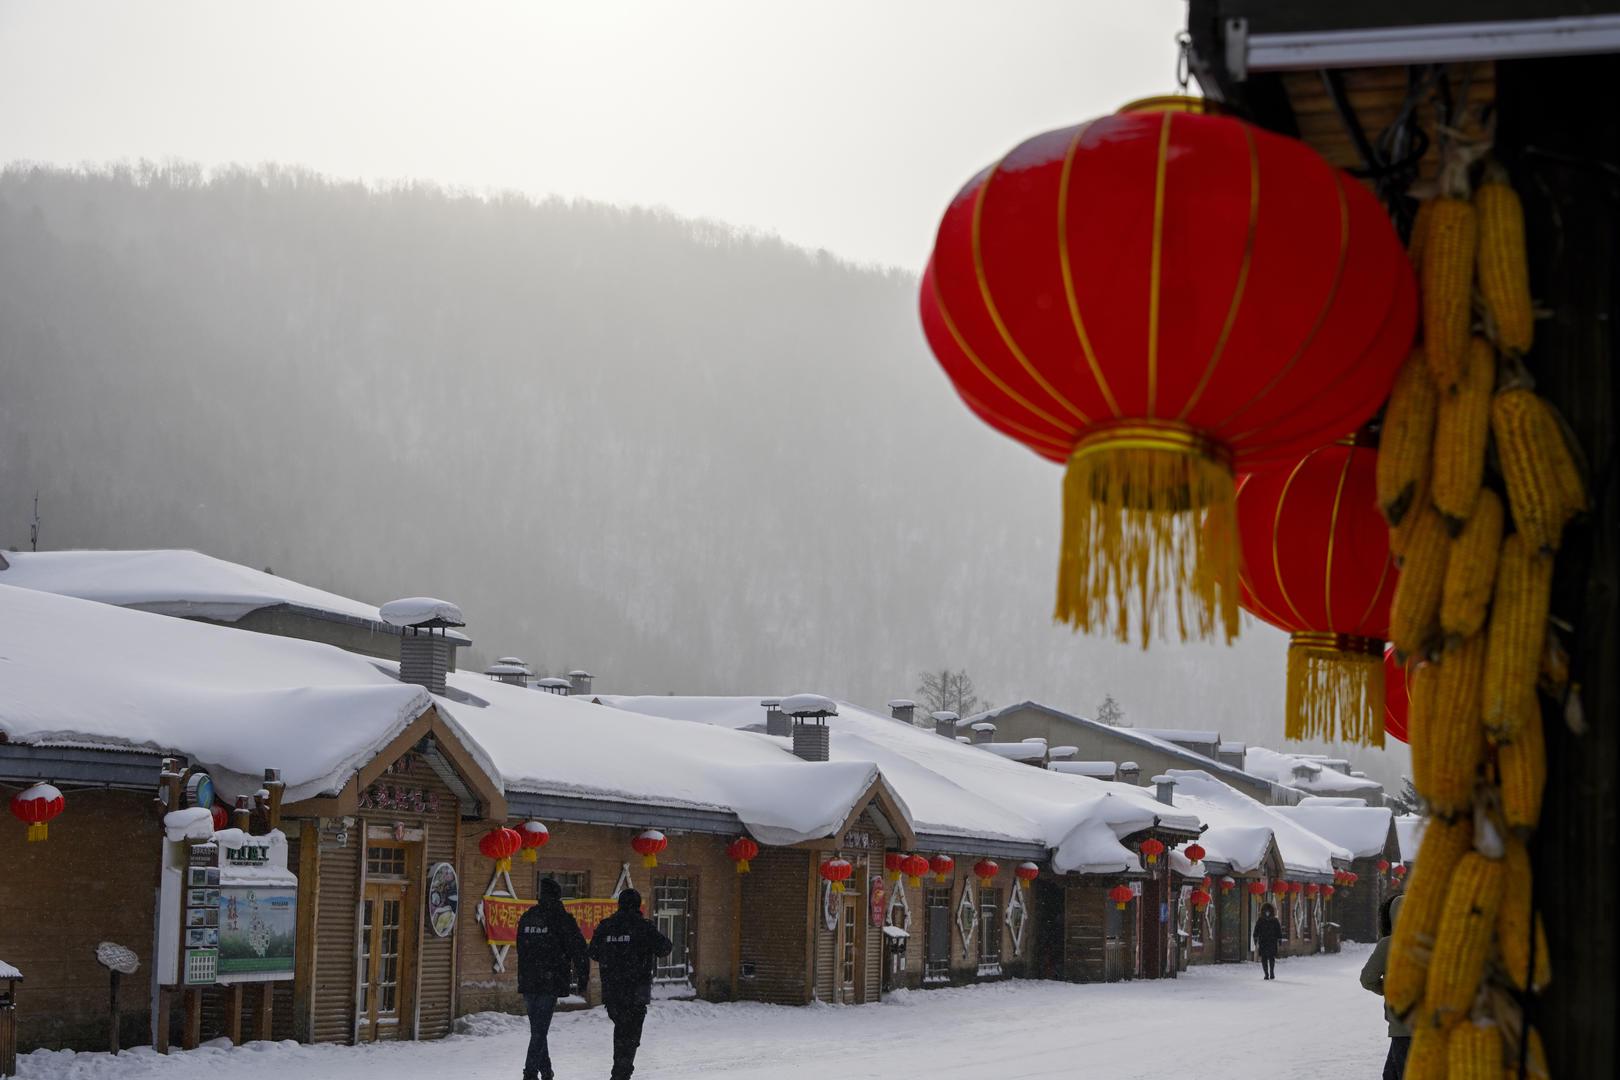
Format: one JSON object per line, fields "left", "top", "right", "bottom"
{"left": 1374, "top": 158, "right": 1587, "bottom": 1079}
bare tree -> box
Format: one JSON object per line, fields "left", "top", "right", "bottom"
{"left": 916, "top": 669, "right": 985, "bottom": 718}
{"left": 1095, "top": 693, "right": 1127, "bottom": 727}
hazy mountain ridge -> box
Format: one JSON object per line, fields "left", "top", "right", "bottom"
{"left": 0, "top": 163, "right": 1407, "bottom": 787}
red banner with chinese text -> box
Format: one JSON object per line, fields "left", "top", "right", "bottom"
{"left": 482, "top": 896, "right": 621, "bottom": 946}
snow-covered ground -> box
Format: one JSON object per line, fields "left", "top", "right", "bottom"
{"left": 21, "top": 948, "right": 1387, "bottom": 1080}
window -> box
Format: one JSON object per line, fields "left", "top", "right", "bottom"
{"left": 653, "top": 876, "right": 693, "bottom": 984}
{"left": 366, "top": 845, "right": 406, "bottom": 878}
{"left": 979, "top": 887, "right": 1001, "bottom": 970}
{"left": 540, "top": 870, "right": 589, "bottom": 900}
{"left": 924, "top": 887, "right": 951, "bottom": 983}
{"left": 841, "top": 897, "right": 858, "bottom": 989}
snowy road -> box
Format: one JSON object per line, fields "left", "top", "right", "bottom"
{"left": 21, "top": 947, "right": 1387, "bottom": 1080}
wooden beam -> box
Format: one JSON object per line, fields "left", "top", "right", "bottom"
{"left": 254, "top": 983, "right": 274, "bottom": 1042}
{"left": 181, "top": 989, "right": 201, "bottom": 1050}
{"left": 225, "top": 983, "right": 243, "bottom": 1046}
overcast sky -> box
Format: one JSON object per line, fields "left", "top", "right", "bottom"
{"left": 0, "top": 0, "right": 1187, "bottom": 268}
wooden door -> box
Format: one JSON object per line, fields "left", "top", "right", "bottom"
{"left": 359, "top": 881, "right": 407, "bottom": 1040}
{"left": 836, "top": 895, "right": 860, "bottom": 1003}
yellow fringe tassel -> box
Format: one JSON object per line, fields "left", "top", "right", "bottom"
{"left": 1286, "top": 632, "right": 1386, "bottom": 747}
{"left": 1055, "top": 428, "right": 1240, "bottom": 647}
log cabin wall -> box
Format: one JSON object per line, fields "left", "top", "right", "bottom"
{"left": 735, "top": 846, "right": 812, "bottom": 1006}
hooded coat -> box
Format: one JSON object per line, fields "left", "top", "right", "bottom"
{"left": 516, "top": 880, "right": 590, "bottom": 998}
{"left": 1359, "top": 894, "right": 1411, "bottom": 1037}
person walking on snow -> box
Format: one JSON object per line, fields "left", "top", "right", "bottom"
{"left": 1253, "top": 902, "right": 1283, "bottom": 980}
{"left": 1360, "top": 893, "right": 1412, "bottom": 1079}
{"left": 589, "top": 888, "right": 673, "bottom": 1080}
{"left": 516, "top": 877, "right": 590, "bottom": 1080}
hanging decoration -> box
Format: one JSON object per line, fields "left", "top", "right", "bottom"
{"left": 929, "top": 854, "right": 955, "bottom": 883}
{"left": 972, "top": 859, "right": 1000, "bottom": 887}
{"left": 1184, "top": 842, "right": 1206, "bottom": 863}
{"left": 1394, "top": 864, "right": 1407, "bottom": 880}
{"left": 1247, "top": 881, "right": 1267, "bottom": 897}
{"left": 1015, "top": 862, "right": 1040, "bottom": 888}
{"left": 820, "top": 857, "right": 853, "bottom": 894}
{"left": 1272, "top": 879, "right": 1291, "bottom": 897}
{"left": 1383, "top": 649, "right": 1411, "bottom": 744}
{"left": 1235, "top": 442, "right": 1400, "bottom": 746}
{"left": 1377, "top": 858, "right": 1391, "bottom": 875}
{"left": 10, "top": 783, "right": 64, "bottom": 842}
{"left": 209, "top": 802, "right": 229, "bottom": 831}
{"left": 1139, "top": 838, "right": 1165, "bottom": 865}
{"left": 727, "top": 836, "right": 759, "bottom": 874}
{"left": 884, "top": 851, "right": 905, "bottom": 883}
{"left": 632, "top": 830, "right": 667, "bottom": 868}
{"left": 478, "top": 826, "right": 522, "bottom": 873}
{"left": 1304, "top": 883, "right": 1321, "bottom": 897}
{"left": 1190, "top": 888, "right": 1212, "bottom": 910}
{"left": 1324, "top": 884, "right": 1336, "bottom": 898}
{"left": 1107, "top": 884, "right": 1134, "bottom": 911}
{"left": 519, "top": 820, "right": 550, "bottom": 863}
{"left": 1220, "top": 876, "right": 1236, "bottom": 893}
{"left": 901, "top": 854, "right": 930, "bottom": 887}
{"left": 919, "top": 99, "right": 1415, "bottom": 647}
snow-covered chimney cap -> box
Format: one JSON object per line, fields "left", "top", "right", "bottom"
{"left": 971, "top": 722, "right": 997, "bottom": 732}
{"left": 759, "top": 698, "right": 782, "bottom": 709}
{"left": 1022, "top": 737, "right": 1047, "bottom": 745}
{"left": 1150, "top": 774, "right": 1177, "bottom": 786}
{"left": 1050, "top": 745, "right": 1078, "bottom": 759}
{"left": 568, "top": 669, "right": 593, "bottom": 678}
{"left": 887, "top": 699, "right": 916, "bottom": 709}
{"left": 485, "top": 662, "right": 530, "bottom": 676}
{"left": 536, "top": 677, "right": 571, "bottom": 688}
{"left": 496, "top": 656, "right": 527, "bottom": 666}
{"left": 781, "top": 693, "right": 837, "bottom": 717}
{"left": 930, "top": 710, "right": 959, "bottom": 722}
{"left": 955, "top": 736, "right": 971, "bottom": 744}
{"left": 1119, "top": 761, "right": 1139, "bottom": 771}
{"left": 380, "top": 597, "right": 465, "bottom": 628}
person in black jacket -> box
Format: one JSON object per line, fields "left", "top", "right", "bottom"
{"left": 1253, "top": 902, "right": 1284, "bottom": 980}
{"left": 588, "top": 888, "right": 673, "bottom": 1080}
{"left": 516, "top": 877, "right": 590, "bottom": 1080}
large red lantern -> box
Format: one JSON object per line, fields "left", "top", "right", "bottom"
{"left": 520, "top": 820, "right": 551, "bottom": 863}
{"left": 632, "top": 830, "right": 668, "bottom": 868}
{"left": 10, "top": 783, "right": 64, "bottom": 842}
{"left": 1236, "top": 442, "right": 1399, "bottom": 746}
{"left": 920, "top": 99, "right": 1415, "bottom": 646}
{"left": 901, "top": 854, "right": 930, "bottom": 887}
{"left": 1184, "top": 842, "right": 1206, "bottom": 863}
{"left": 1139, "top": 838, "right": 1165, "bottom": 865}
{"left": 973, "top": 859, "right": 1000, "bottom": 887}
{"left": 1108, "top": 884, "right": 1134, "bottom": 911}
{"left": 1015, "top": 862, "right": 1040, "bottom": 888}
{"left": 479, "top": 826, "right": 523, "bottom": 873}
{"left": 820, "top": 857, "right": 854, "bottom": 894}
{"left": 929, "top": 854, "right": 955, "bottom": 882}
{"left": 728, "top": 836, "right": 760, "bottom": 874}
{"left": 1384, "top": 649, "right": 1411, "bottom": 744}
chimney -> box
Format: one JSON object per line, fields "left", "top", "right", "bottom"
{"left": 971, "top": 721, "right": 997, "bottom": 745}
{"left": 782, "top": 694, "right": 836, "bottom": 762}
{"left": 760, "top": 698, "right": 791, "bottom": 738}
{"left": 1152, "top": 774, "right": 1177, "bottom": 805}
{"left": 382, "top": 597, "right": 466, "bottom": 696}
{"left": 536, "top": 677, "right": 572, "bottom": 695}
{"left": 888, "top": 699, "right": 916, "bottom": 725}
{"left": 1217, "top": 742, "right": 1246, "bottom": 769}
{"left": 568, "top": 669, "right": 594, "bottom": 696}
{"left": 1117, "top": 761, "right": 1141, "bottom": 786}
{"left": 931, "top": 711, "right": 959, "bottom": 738}
{"left": 485, "top": 657, "right": 531, "bottom": 687}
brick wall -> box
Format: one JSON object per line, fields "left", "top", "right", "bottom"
{"left": 891, "top": 851, "right": 1025, "bottom": 990}
{"left": 0, "top": 789, "right": 160, "bottom": 1051}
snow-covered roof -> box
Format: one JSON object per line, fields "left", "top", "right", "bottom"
{"left": 1394, "top": 815, "right": 1426, "bottom": 861}
{"left": 980, "top": 742, "right": 1047, "bottom": 762}
{"left": 1049, "top": 761, "right": 1118, "bottom": 778}
{"left": 1245, "top": 747, "right": 1383, "bottom": 797}
{"left": 0, "top": 960, "right": 20, "bottom": 980}
{"left": 1165, "top": 770, "right": 1350, "bottom": 878}
{"left": 379, "top": 596, "right": 465, "bottom": 628}
{"left": 1297, "top": 796, "right": 1368, "bottom": 807}
{"left": 0, "top": 584, "right": 494, "bottom": 805}
{"left": 1218, "top": 741, "right": 1246, "bottom": 754}
{"left": 0, "top": 549, "right": 471, "bottom": 643}
{"left": 602, "top": 696, "right": 1202, "bottom": 875}
{"left": 1136, "top": 728, "right": 1222, "bottom": 745}
{"left": 1271, "top": 804, "right": 1395, "bottom": 860}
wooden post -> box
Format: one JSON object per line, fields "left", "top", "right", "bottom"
{"left": 107, "top": 970, "right": 121, "bottom": 1054}
{"left": 232, "top": 797, "right": 252, "bottom": 833}
{"left": 264, "top": 769, "right": 285, "bottom": 832}
{"left": 225, "top": 983, "right": 243, "bottom": 1046}
{"left": 153, "top": 989, "right": 169, "bottom": 1054}
{"left": 181, "top": 989, "right": 201, "bottom": 1050}
{"left": 253, "top": 983, "right": 274, "bottom": 1042}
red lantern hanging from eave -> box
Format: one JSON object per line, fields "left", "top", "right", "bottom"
{"left": 478, "top": 826, "right": 523, "bottom": 873}
{"left": 728, "top": 836, "right": 760, "bottom": 874}
{"left": 820, "top": 857, "right": 854, "bottom": 894}
{"left": 1325, "top": 884, "right": 1337, "bottom": 898}
{"left": 929, "top": 854, "right": 955, "bottom": 882}
{"left": 520, "top": 820, "right": 551, "bottom": 863}
{"left": 1236, "top": 442, "right": 1400, "bottom": 747}
{"left": 10, "top": 783, "right": 65, "bottom": 842}
{"left": 901, "top": 854, "right": 930, "bottom": 888}
{"left": 1378, "top": 858, "right": 1391, "bottom": 874}
{"left": 1184, "top": 842, "right": 1206, "bottom": 864}
{"left": 1246, "top": 881, "right": 1267, "bottom": 897}
{"left": 1139, "top": 838, "right": 1165, "bottom": 865}
{"left": 1107, "top": 884, "right": 1134, "bottom": 911}
{"left": 1272, "top": 879, "right": 1291, "bottom": 897}
{"left": 1015, "top": 862, "right": 1040, "bottom": 888}
{"left": 1394, "top": 864, "right": 1407, "bottom": 879}
{"left": 973, "top": 859, "right": 1000, "bottom": 886}
{"left": 919, "top": 98, "right": 1415, "bottom": 648}
{"left": 884, "top": 851, "right": 905, "bottom": 882}
{"left": 1190, "top": 888, "right": 1212, "bottom": 910}
{"left": 632, "top": 830, "right": 668, "bottom": 868}
{"left": 1220, "top": 876, "right": 1236, "bottom": 893}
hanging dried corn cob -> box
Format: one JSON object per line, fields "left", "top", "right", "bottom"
{"left": 1440, "top": 489, "right": 1504, "bottom": 643}
{"left": 1425, "top": 851, "right": 1507, "bottom": 1024}
{"left": 1475, "top": 162, "right": 1534, "bottom": 356}
{"left": 1431, "top": 337, "right": 1496, "bottom": 530}
{"left": 1421, "top": 196, "right": 1477, "bottom": 393}
{"left": 1493, "top": 385, "right": 1585, "bottom": 552}
{"left": 1387, "top": 815, "right": 1474, "bottom": 1017}
{"left": 1421, "top": 634, "right": 1487, "bottom": 814}
{"left": 1448, "top": 1018, "right": 1503, "bottom": 1080}
{"left": 1407, "top": 660, "right": 1440, "bottom": 801}
{"left": 1389, "top": 505, "right": 1450, "bottom": 660}
{"left": 1499, "top": 695, "right": 1547, "bottom": 830}
{"left": 1379, "top": 350, "right": 1438, "bottom": 527}
{"left": 1404, "top": 1021, "right": 1450, "bottom": 1080}
{"left": 1497, "top": 835, "right": 1552, "bottom": 992}
{"left": 1483, "top": 534, "right": 1555, "bottom": 743}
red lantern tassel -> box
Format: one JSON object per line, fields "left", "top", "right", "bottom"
{"left": 1287, "top": 632, "right": 1386, "bottom": 747}
{"left": 497, "top": 857, "right": 512, "bottom": 873}
{"left": 522, "top": 848, "right": 538, "bottom": 863}
{"left": 1056, "top": 426, "right": 1240, "bottom": 647}
{"left": 642, "top": 853, "right": 658, "bottom": 869}
{"left": 27, "top": 822, "right": 48, "bottom": 842}
{"left": 735, "top": 858, "right": 750, "bottom": 875}
{"left": 831, "top": 881, "right": 845, "bottom": 894}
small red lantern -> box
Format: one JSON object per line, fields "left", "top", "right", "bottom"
{"left": 1190, "top": 888, "right": 1212, "bottom": 910}
{"left": 1394, "top": 863, "right": 1407, "bottom": 879}
{"left": 1324, "top": 884, "right": 1336, "bottom": 898}
{"left": 1139, "top": 838, "right": 1165, "bottom": 865}
{"left": 1015, "top": 862, "right": 1040, "bottom": 888}
{"left": 479, "top": 826, "right": 523, "bottom": 873}
{"left": 520, "top": 820, "right": 551, "bottom": 863}
{"left": 901, "top": 854, "right": 930, "bottom": 887}
{"left": 1304, "top": 883, "right": 1319, "bottom": 897}
{"left": 632, "top": 829, "right": 668, "bottom": 868}
{"left": 1184, "top": 842, "right": 1206, "bottom": 864}
{"left": 209, "top": 802, "right": 230, "bottom": 832}
{"left": 1247, "top": 880, "right": 1267, "bottom": 897}
{"left": 1220, "top": 876, "right": 1236, "bottom": 893}
{"left": 10, "top": 783, "right": 64, "bottom": 842}
{"left": 1377, "top": 858, "right": 1391, "bottom": 874}
{"left": 820, "top": 857, "right": 854, "bottom": 894}
{"left": 929, "top": 854, "right": 955, "bottom": 882}
{"left": 1201, "top": 875, "right": 1213, "bottom": 889}
{"left": 727, "top": 836, "right": 760, "bottom": 874}
{"left": 1107, "top": 884, "right": 1134, "bottom": 911}
{"left": 973, "top": 859, "right": 1000, "bottom": 887}
{"left": 884, "top": 851, "right": 905, "bottom": 882}
{"left": 1272, "top": 879, "right": 1290, "bottom": 897}
{"left": 1346, "top": 871, "right": 1359, "bottom": 888}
